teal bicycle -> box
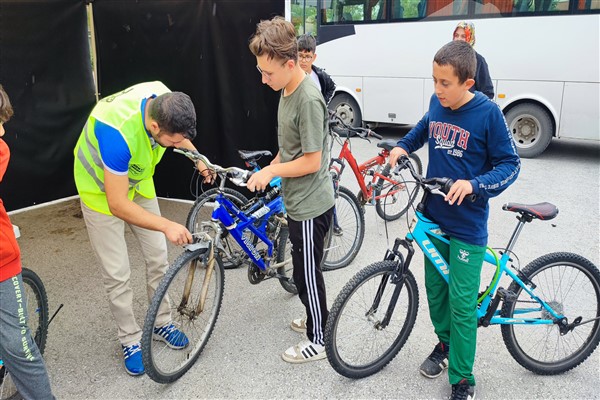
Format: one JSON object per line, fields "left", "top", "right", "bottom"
{"left": 324, "top": 156, "right": 600, "bottom": 379}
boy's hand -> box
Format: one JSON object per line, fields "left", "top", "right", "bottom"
{"left": 388, "top": 146, "right": 408, "bottom": 167}
{"left": 445, "top": 180, "right": 473, "bottom": 206}
{"left": 247, "top": 167, "right": 274, "bottom": 192}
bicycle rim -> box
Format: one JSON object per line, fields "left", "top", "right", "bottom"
{"left": 325, "top": 261, "right": 419, "bottom": 378}
{"left": 501, "top": 252, "right": 600, "bottom": 375}
{"left": 323, "top": 186, "right": 365, "bottom": 270}
{"left": 142, "top": 249, "right": 225, "bottom": 383}
{"left": 375, "top": 154, "right": 422, "bottom": 221}
{"left": 0, "top": 269, "right": 49, "bottom": 400}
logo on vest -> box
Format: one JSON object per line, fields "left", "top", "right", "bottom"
{"left": 130, "top": 164, "right": 145, "bottom": 175}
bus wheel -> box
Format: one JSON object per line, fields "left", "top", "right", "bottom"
{"left": 329, "top": 93, "right": 362, "bottom": 135}
{"left": 505, "top": 103, "right": 553, "bottom": 158}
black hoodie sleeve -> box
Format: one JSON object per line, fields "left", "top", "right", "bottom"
{"left": 474, "top": 52, "right": 494, "bottom": 99}
{"left": 314, "top": 65, "right": 337, "bottom": 105}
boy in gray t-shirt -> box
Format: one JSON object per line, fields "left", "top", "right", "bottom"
{"left": 248, "top": 16, "right": 335, "bottom": 363}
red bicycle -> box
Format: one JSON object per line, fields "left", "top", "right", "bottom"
{"left": 329, "top": 113, "right": 423, "bottom": 222}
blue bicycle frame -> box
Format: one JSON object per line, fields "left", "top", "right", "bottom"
{"left": 209, "top": 190, "right": 285, "bottom": 271}
{"left": 407, "top": 211, "right": 563, "bottom": 326}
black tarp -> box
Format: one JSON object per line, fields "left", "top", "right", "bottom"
{"left": 0, "top": 0, "right": 283, "bottom": 211}
{"left": 0, "top": 0, "right": 96, "bottom": 210}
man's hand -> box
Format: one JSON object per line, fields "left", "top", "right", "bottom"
{"left": 445, "top": 179, "right": 474, "bottom": 206}
{"left": 388, "top": 146, "right": 408, "bottom": 167}
{"left": 246, "top": 167, "right": 274, "bottom": 192}
{"left": 197, "top": 160, "right": 216, "bottom": 184}
{"left": 164, "top": 221, "right": 193, "bottom": 246}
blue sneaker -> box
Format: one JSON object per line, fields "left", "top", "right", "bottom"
{"left": 153, "top": 323, "right": 189, "bottom": 349}
{"left": 122, "top": 343, "right": 144, "bottom": 376}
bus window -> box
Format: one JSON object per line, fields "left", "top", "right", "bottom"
{"left": 423, "top": 0, "right": 469, "bottom": 17}
{"left": 577, "top": 0, "right": 600, "bottom": 10}
{"left": 321, "top": 0, "right": 388, "bottom": 23}
{"left": 514, "top": 0, "right": 568, "bottom": 12}
{"left": 291, "top": 0, "right": 318, "bottom": 36}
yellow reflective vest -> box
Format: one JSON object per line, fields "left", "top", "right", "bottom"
{"left": 74, "top": 81, "right": 169, "bottom": 215}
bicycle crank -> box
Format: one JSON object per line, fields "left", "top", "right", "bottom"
{"left": 247, "top": 264, "right": 266, "bottom": 284}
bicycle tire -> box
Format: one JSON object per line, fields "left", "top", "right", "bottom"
{"left": 0, "top": 268, "right": 49, "bottom": 400}
{"left": 325, "top": 260, "right": 419, "bottom": 378}
{"left": 186, "top": 188, "right": 250, "bottom": 269}
{"left": 142, "top": 248, "right": 225, "bottom": 383}
{"left": 375, "top": 153, "right": 423, "bottom": 221}
{"left": 323, "top": 185, "right": 365, "bottom": 271}
{"left": 276, "top": 226, "right": 297, "bottom": 294}
{"left": 500, "top": 252, "right": 600, "bottom": 375}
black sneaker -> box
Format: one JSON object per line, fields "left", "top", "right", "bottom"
{"left": 450, "top": 378, "right": 475, "bottom": 400}
{"left": 419, "top": 342, "right": 449, "bottom": 378}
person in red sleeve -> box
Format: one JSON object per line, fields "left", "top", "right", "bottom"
{"left": 0, "top": 84, "right": 55, "bottom": 400}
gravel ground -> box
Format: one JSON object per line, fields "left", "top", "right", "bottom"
{"left": 11, "top": 134, "right": 599, "bottom": 399}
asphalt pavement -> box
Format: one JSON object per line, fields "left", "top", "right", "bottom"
{"left": 11, "top": 134, "right": 600, "bottom": 399}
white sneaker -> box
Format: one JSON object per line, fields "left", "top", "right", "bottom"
{"left": 282, "top": 339, "right": 326, "bottom": 364}
{"left": 290, "top": 317, "right": 307, "bottom": 333}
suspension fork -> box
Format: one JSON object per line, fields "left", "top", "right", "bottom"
{"left": 372, "top": 238, "right": 415, "bottom": 329}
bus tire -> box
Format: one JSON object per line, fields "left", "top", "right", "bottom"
{"left": 328, "top": 93, "right": 362, "bottom": 136}
{"left": 505, "top": 103, "right": 553, "bottom": 158}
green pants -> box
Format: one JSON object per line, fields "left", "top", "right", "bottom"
{"left": 424, "top": 235, "right": 485, "bottom": 386}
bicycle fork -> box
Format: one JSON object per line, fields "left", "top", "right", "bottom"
{"left": 369, "top": 238, "right": 415, "bottom": 329}
{"left": 180, "top": 231, "right": 216, "bottom": 318}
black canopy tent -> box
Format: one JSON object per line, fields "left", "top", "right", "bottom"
{"left": 0, "top": 0, "right": 283, "bottom": 211}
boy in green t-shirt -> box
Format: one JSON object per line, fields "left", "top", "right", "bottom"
{"left": 247, "top": 16, "right": 335, "bottom": 363}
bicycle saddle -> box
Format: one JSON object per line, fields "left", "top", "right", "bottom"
{"left": 502, "top": 202, "right": 559, "bottom": 221}
{"left": 238, "top": 150, "right": 272, "bottom": 161}
{"left": 376, "top": 139, "right": 398, "bottom": 152}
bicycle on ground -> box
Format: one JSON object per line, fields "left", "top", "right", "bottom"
{"left": 185, "top": 148, "right": 365, "bottom": 271}
{"left": 324, "top": 155, "right": 600, "bottom": 379}
{"left": 328, "top": 112, "right": 423, "bottom": 222}
{"left": 142, "top": 149, "right": 295, "bottom": 383}
{"left": 0, "top": 268, "right": 49, "bottom": 400}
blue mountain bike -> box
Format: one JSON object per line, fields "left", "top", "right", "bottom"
{"left": 142, "top": 149, "right": 295, "bottom": 383}
{"left": 324, "top": 156, "right": 600, "bottom": 379}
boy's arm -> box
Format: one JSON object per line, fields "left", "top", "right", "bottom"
{"left": 470, "top": 108, "right": 521, "bottom": 199}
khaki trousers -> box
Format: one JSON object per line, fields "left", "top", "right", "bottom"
{"left": 81, "top": 195, "right": 171, "bottom": 346}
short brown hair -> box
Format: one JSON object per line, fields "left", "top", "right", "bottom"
{"left": 434, "top": 41, "right": 476, "bottom": 84}
{"left": 248, "top": 16, "right": 297, "bottom": 62}
{"left": 0, "top": 84, "right": 14, "bottom": 123}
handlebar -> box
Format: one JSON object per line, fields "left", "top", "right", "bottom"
{"left": 174, "top": 148, "right": 252, "bottom": 187}
{"left": 394, "top": 156, "right": 476, "bottom": 202}
{"left": 328, "top": 110, "right": 382, "bottom": 140}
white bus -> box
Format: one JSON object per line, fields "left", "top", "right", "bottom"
{"left": 289, "top": 0, "right": 600, "bottom": 157}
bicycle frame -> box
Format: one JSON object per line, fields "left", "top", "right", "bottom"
{"left": 207, "top": 191, "right": 285, "bottom": 271}
{"left": 404, "top": 211, "right": 564, "bottom": 326}
{"left": 330, "top": 139, "right": 403, "bottom": 204}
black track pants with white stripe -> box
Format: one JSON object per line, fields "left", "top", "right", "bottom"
{"left": 287, "top": 206, "right": 334, "bottom": 346}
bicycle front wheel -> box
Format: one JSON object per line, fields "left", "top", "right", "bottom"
{"left": 142, "top": 248, "right": 225, "bottom": 383}
{"left": 375, "top": 153, "right": 423, "bottom": 221}
{"left": 323, "top": 185, "right": 365, "bottom": 271}
{"left": 186, "top": 188, "right": 249, "bottom": 269}
{"left": 500, "top": 252, "right": 600, "bottom": 375}
{"left": 0, "top": 269, "right": 49, "bottom": 400}
{"left": 325, "top": 261, "right": 419, "bottom": 378}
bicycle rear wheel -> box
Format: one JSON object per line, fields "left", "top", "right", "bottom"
{"left": 276, "top": 226, "right": 297, "bottom": 294}
{"left": 375, "top": 153, "right": 423, "bottom": 221}
{"left": 325, "top": 261, "right": 419, "bottom": 378}
{"left": 323, "top": 185, "right": 365, "bottom": 271}
{"left": 186, "top": 188, "right": 249, "bottom": 269}
{"left": 500, "top": 252, "right": 600, "bottom": 375}
{"left": 0, "top": 268, "right": 49, "bottom": 400}
{"left": 142, "top": 247, "right": 225, "bottom": 383}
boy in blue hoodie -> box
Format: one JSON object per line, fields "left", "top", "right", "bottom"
{"left": 389, "top": 40, "right": 520, "bottom": 400}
